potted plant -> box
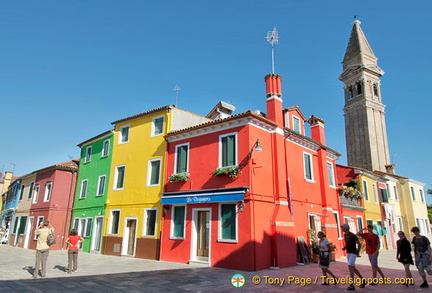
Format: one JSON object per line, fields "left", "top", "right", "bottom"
{"left": 338, "top": 179, "right": 363, "bottom": 199}
{"left": 308, "top": 229, "right": 320, "bottom": 263}
{"left": 212, "top": 166, "right": 241, "bottom": 178}
{"left": 168, "top": 172, "right": 189, "bottom": 182}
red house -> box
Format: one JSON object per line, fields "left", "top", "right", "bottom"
{"left": 28, "top": 160, "right": 79, "bottom": 250}
{"left": 160, "top": 74, "right": 344, "bottom": 270}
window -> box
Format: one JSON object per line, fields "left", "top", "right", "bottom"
{"left": 333, "top": 212, "right": 341, "bottom": 238}
{"left": 152, "top": 116, "right": 164, "bottom": 136}
{"left": 85, "top": 146, "right": 92, "bottom": 163}
{"left": 119, "top": 125, "right": 130, "bottom": 144}
{"left": 293, "top": 116, "right": 300, "bottom": 133}
{"left": 220, "top": 204, "right": 237, "bottom": 241}
{"left": 85, "top": 218, "right": 92, "bottom": 237}
{"left": 372, "top": 183, "right": 378, "bottom": 203}
{"left": 28, "top": 182, "right": 34, "bottom": 200}
{"left": 175, "top": 144, "right": 189, "bottom": 174}
{"left": 32, "top": 185, "right": 40, "bottom": 204}
{"left": 147, "top": 159, "right": 161, "bottom": 186}
{"left": 80, "top": 180, "right": 88, "bottom": 199}
{"left": 411, "top": 186, "right": 416, "bottom": 201}
{"left": 114, "top": 165, "right": 126, "bottom": 190}
{"left": 19, "top": 184, "right": 25, "bottom": 201}
{"left": 397, "top": 217, "right": 403, "bottom": 231}
{"left": 379, "top": 188, "right": 388, "bottom": 203}
{"left": 43, "top": 182, "right": 52, "bottom": 202}
{"left": 18, "top": 216, "right": 27, "bottom": 235}
{"left": 386, "top": 184, "right": 391, "bottom": 199}
{"left": 362, "top": 180, "right": 369, "bottom": 201}
{"left": 394, "top": 186, "right": 399, "bottom": 200}
{"left": 357, "top": 83, "right": 362, "bottom": 95}
{"left": 172, "top": 206, "right": 185, "bottom": 238}
{"left": 144, "top": 209, "right": 157, "bottom": 237}
{"left": 109, "top": 210, "right": 120, "bottom": 234}
{"left": 303, "top": 152, "right": 313, "bottom": 181}
{"left": 220, "top": 133, "right": 236, "bottom": 167}
{"left": 420, "top": 189, "right": 425, "bottom": 203}
{"left": 327, "top": 162, "right": 335, "bottom": 187}
{"left": 373, "top": 84, "right": 379, "bottom": 96}
{"left": 348, "top": 87, "right": 353, "bottom": 99}
{"left": 102, "top": 139, "right": 110, "bottom": 157}
{"left": 97, "top": 175, "right": 106, "bottom": 196}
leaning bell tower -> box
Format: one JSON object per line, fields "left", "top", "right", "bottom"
{"left": 339, "top": 20, "right": 390, "bottom": 172}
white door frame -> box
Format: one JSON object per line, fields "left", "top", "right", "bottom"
{"left": 190, "top": 208, "right": 211, "bottom": 263}
{"left": 23, "top": 217, "right": 34, "bottom": 249}
{"left": 91, "top": 216, "right": 104, "bottom": 252}
{"left": 121, "top": 217, "right": 138, "bottom": 256}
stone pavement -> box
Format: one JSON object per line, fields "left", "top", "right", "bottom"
{"left": 0, "top": 244, "right": 429, "bottom": 292}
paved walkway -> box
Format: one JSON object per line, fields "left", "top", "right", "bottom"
{"left": 0, "top": 245, "right": 429, "bottom": 292}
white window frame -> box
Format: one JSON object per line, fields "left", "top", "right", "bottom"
{"left": 394, "top": 185, "right": 399, "bottom": 201}
{"left": 333, "top": 211, "right": 342, "bottom": 239}
{"left": 303, "top": 152, "right": 314, "bottom": 182}
{"left": 372, "top": 183, "right": 378, "bottom": 203}
{"left": 32, "top": 185, "right": 40, "bottom": 204}
{"left": 108, "top": 209, "right": 121, "bottom": 235}
{"left": 143, "top": 208, "right": 158, "bottom": 237}
{"left": 27, "top": 181, "right": 34, "bottom": 200}
{"left": 411, "top": 186, "right": 416, "bottom": 201}
{"left": 326, "top": 161, "right": 336, "bottom": 187}
{"left": 386, "top": 183, "right": 391, "bottom": 199}
{"left": 43, "top": 182, "right": 52, "bottom": 202}
{"left": 218, "top": 203, "right": 238, "bottom": 243}
{"left": 218, "top": 132, "right": 238, "bottom": 168}
{"left": 80, "top": 180, "right": 88, "bottom": 199}
{"left": 102, "top": 139, "right": 110, "bottom": 157}
{"left": 420, "top": 189, "right": 425, "bottom": 203}
{"left": 151, "top": 115, "right": 165, "bottom": 137}
{"left": 174, "top": 143, "right": 190, "bottom": 174}
{"left": 84, "top": 217, "right": 92, "bottom": 237}
{"left": 118, "top": 124, "right": 130, "bottom": 144}
{"left": 85, "top": 146, "right": 92, "bottom": 163}
{"left": 34, "top": 216, "right": 44, "bottom": 239}
{"left": 147, "top": 158, "right": 162, "bottom": 187}
{"left": 113, "top": 165, "right": 126, "bottom": 190}
{"left": 170, "top": 205, "right": 186, "bottom": 240}
{"left": 362, "top": 180, "right": 369, "bottom": 201}
{"left": 96, "top": 175, "right": 106, "bottom": 196}
{"left": 397, "top": 217, "right": 403, "bottom": 232}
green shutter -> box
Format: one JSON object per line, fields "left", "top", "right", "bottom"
{"left": 222, "top": 135, "right": 235, "bottom": 167}
{"left": 304, "top": 154, "right": 311, "bottom": 180}
{"left": 294, "top": 118, "right": 300, "bottom": 133}
{"left": 173, "top": 206, "right": 185, "bottom": 237}
{"left": 176, "top": 145, "right": 188, "bottom": 173}
{"left": 18, "top": 216, "right": 27, "bottom": 234}
{"left": 221, "top": 204, "right": 236, "bottom": 240}
{"left": 28, "top": 182, "right": 34, "bottom": 200}
{"left": 150, "top": 161, "right": 160, "bottom": 185}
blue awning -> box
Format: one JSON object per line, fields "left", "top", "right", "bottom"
{"left": 161, "top": 190, "right": 245, "bottom": 205}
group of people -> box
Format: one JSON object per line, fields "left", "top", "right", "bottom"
{"left": 316, "top": 224, "right": 432, "bottom": 290}
{"left": 32, "top": 220, "right": 83, "bottom": 278}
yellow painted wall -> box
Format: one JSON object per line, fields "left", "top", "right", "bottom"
{"left": 360, "top": 174, "right": 382, "bottom": 224}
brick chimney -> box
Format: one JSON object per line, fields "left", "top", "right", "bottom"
{"left": 385, "top": 164, "right": 395, "bottom": 175}
{"left": 265, "top": 74, "right": 283, "bottom": 127}
{"left": 308, "top": 115, "right": 326, "bottom": 145}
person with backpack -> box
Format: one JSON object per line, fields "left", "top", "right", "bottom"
{"left": 411, "top": 226, "right": 432, "bottom": 288}
{"left": 33, "top": 220, "right": 55, "bottom": 278}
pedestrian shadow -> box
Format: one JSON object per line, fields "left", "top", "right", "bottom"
{"left": 22, "top": 266, "right": 35, "bottom": 276}
{"left": 53, "top": 265, "right": 67, "bottom": 272}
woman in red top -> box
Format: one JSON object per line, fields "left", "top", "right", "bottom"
{"left": 65, "top": 229, "right": 84, "bottom": 273}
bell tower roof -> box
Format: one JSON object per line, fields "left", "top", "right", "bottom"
{"left": 340, "top": 20, "right": 384, "bottom": 78}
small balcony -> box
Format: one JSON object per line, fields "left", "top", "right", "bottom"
{"left": 339, "top": 194, "right": 364, "bottom": 211}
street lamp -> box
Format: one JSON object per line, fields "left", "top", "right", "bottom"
{"left": 248, "top": 139, "right": 262, "bottom": 160}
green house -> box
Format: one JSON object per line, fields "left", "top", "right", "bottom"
{"left": 72, "top": 130, "right": 113, "bottom": 253}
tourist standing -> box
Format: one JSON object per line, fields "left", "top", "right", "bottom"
{"left": 396, "top": 231, "right": 414, "bottom": 286}
{"left": 33, "top": 221, "right": 54, "bottom": 278}
{"left": 65, "top": 228, "right": 84, "bottom": 273}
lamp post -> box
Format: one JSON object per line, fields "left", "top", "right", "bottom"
{"left": 248, "top": 139, "right": 262, "bottom": 160}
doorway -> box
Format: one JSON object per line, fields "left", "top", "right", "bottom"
{"left": 23, "top": 217, "right": 33, "bottom": 249}
{"left": 91, "top": 217, "right": 104, "bottom": 252}
{"left": 122, "top": 218, "right": 137, "bottom": 256}
{"left": 191, "top": 209, "right": 210, "bottom": 262}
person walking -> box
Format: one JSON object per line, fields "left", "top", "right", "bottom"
{"left": 396, "top": 231, "right": 414, "bottom": 286}
{"left": 411, "top": 226, "right": 432, "bottom": 288}
{"left": 65, "top": 228, "right": 84, "bottom": 273}
{"left": 33, "top": 220, "right": 54, "bottom": 278}
{"left": 341, "top": 223, "right": 365, "bottom": 291}
{"left": 357, "top": 224, "right": 385, "bottom": 282}
{"left": 317, "top": 231, "right": 337, "bottom": 285}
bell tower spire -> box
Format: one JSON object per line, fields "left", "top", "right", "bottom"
{"left": 339, "top": 20, "right": 390, "bottom": 172}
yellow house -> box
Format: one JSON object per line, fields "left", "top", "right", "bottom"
{"left": 102, "top": 105, "right": 209, "bottom": 259}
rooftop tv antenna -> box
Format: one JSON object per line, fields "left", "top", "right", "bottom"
{"left": 266, "top": 27, "right": 279, "bottom": 74}
{"left": 173, "top": 85, "right": 181, "bottom": 107}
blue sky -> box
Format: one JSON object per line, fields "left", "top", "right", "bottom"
{"left": 1, "top": 1, "right": 431, "bottom": 202}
